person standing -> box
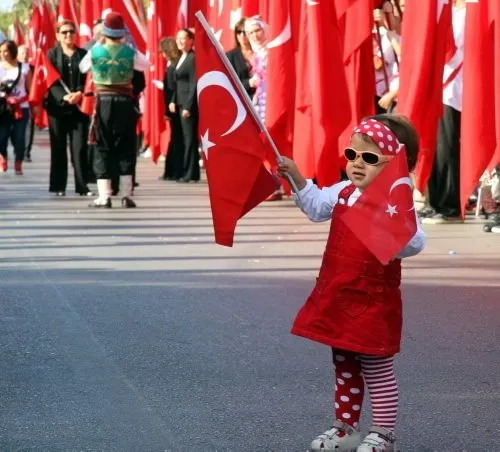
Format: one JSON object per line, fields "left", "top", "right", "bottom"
{"left": 278, "top": 115, "right": 425, "bottom": 452}
{"left": 421, "top": 0, "right": 466, "bottom": 224}
{"left": 0, "top": 40, "right": 32, "bottom": 174}
{"left": 79, "top": 12, "right": 148, "bottom": 208}
{"left": 173, "top": 29, "right": 199, "bottom": 183}
{"left": 159, "top": 37, "right": 183, "bottom": 181}
{"left": 226, "top": 18, "right": 256, "bottom": 98}
{"left": 46, "top": 20, "right": 92, "bottom": 197}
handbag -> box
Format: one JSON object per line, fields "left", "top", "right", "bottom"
{"left": 0, "top": 63, "right": 23, "bottom": 118}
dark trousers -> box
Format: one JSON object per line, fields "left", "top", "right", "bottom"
{"left": 163, "top": 114, "right": 184, "bottom": 180}
{"left": 178, "top": 108, "right": 200, "bottom": 182}
{"left": 48, "top": 113, "right": 90, "bottom": 194}
{"left": 428, "top": 105, "right": 462, "bottom": 217}
{"left": 93, "top": 95, "right": 137, "bottom": 179}
{"left": 0, "top": 108, "right": 30, "bottom": 161}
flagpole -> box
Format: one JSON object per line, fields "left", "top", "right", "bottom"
{"left": 194, "top": 11, "right": 302, "bottom": 197}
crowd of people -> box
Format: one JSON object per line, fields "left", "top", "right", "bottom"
{"left": 0, "top": 0, "right": 498, "bottom": 222}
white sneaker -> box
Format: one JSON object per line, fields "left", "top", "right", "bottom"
{"left": 310, "top": 419, "right": 361, "bottom": 452}
{"left": 356, "top": 426, "right": 397, "bottom": 452}
{"left": 491, "top": 226, "right": 500, "bottom": 233}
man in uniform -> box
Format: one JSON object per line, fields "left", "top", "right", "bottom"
{"left": 79, "top": 12, "right": 148, "bottom": 208}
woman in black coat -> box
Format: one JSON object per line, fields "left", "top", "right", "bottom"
{"left": 159, "top": 37, "right": 183, "bottom": 181}
{"left": 226, "top": 18, "right": 256, "bottom": 98}
{"left": 172, "top": 29, "right": 199, "bottom": 183}
{"left": 45, "top": 20, "right": 92, "bottom": 197}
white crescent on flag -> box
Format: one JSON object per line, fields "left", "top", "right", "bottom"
{"left": 389, "top": 177, "right": 415, "bottom": 211}
{"left": 268, "top": 14, "right": 291, "bottom": 49}
{"left": 197, "top": 70, "right": 247, "bottom": 137}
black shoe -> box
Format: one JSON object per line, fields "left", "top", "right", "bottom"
{"left": 121, "top": 197, "right": 136, "bottom": 208}
{"left": 89, "top": 197, "right": 112, "bottom": 208}
{"left": 133, "top": 182, "right": 140, "bottom": 187}
{"left": 417, "top": 206, "right": 435, "bottom": 218}
{"left": 79, "top": 190, "right": 94, "bottom": 197}
{"left": 25, "top": 156, "right": 32, "bottom": 162}
{"left": 176, "top": 178, "right": 190, "bottom": 183}
{"left": 56, "top": 191, "right": 66, "bottom": 197}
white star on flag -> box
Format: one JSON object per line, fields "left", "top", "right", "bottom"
{"left": 386, "top": 204, "right": 398, "bottom": 217}
{"left": 200, "top": 130, "right": 216, "bottom": 159}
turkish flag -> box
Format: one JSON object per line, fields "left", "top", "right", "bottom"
{"left": 241, "top": 0, "right": 259, "bottom": 17}
{"left": 80, "top": 72, "right": 95, "bottom": 117}
{"left": 340, "top": 151, "right": 418, "bottom": 265}
{"left": 206, "top": 0, "right": 242, "bottom": 50}
{"left": 195, "top": 13, "right": 279, "bottom": 246}
{"left": 143, "top": 0, "right": 166, "bottom": 163}
{"left": 460, "top": 0, "right": 496, "bottom": 215}
{"left": 293, "top": 0, "right": 351, "bottom": 186}
{"left": 102, "top": 0, "right": 147, "bottom": 52}
{"left": 13, "top": 15, "right": 25, "bottom": 46}
{"left": 79, "top": 0, "right": 94, "bottom": 47}
{"left": 398, "top": 0, "right": 453, "bottom": 193}
{"left": 58, "top": 0, "right": 79, "bottom": 26}
{"left": 29, "top": 49, "right": 61, "bottom": 106}
{"left": 336, "top": 0, "right": 376, "bottom": 151}
{"left": 265, "top": 0, "right": 295, "bottom": 165}
{"left": 93, "top": 0, "right": 103, "bottom": 22}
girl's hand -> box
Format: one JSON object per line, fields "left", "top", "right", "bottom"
{"left": 278, "top": 156, "right": 307, "bottom": 191}
{"left": 277, "top": 156, "right": 297, "bottom": 178}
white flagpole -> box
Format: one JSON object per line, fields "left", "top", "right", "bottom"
{"left": 194, "top": 11, "right": 301, "bottom": 196}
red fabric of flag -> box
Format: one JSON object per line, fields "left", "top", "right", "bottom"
{"left": 340, "top": 150, "right": 417, "bottom": 265}
{"left": 265, "top": 0, "right": 295, "bottom": 165}
{"left": 57, "top": 0, "right": 80, "bottom": 26}
{"left": 195, "top": 14, "right": 278, "bottom": 246}
{"left": 293, "top": 0, "right": 351, "bottom": 186}
{"left": 29, "top": 49, "right": 61, "bottom": 106}
{"left": 460, "top": 0, "right": 496, "bottom": 214}
{"left": 336, "top": 0, "right": 375, "bottom": 152}
{"left": 79, "top": 0, "right": 94, "bottom": 47}
{"left": 398, "top": 0, "right": 453, "bottom": 193}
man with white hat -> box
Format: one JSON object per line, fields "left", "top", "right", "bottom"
{"left": 79, "top": 12, "right": 148, "bottom": 208}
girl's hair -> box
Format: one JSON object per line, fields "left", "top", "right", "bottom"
{"left": 160, "top": 37, "right": 181, "bottom": 61}
{"left": 0, "top": 40, "right": 18, "bottom": 60}
{"left": 365, "top": 113, "right": 420, "bottom": 171}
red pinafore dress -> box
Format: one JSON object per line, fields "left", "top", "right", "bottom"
{"left": 291, "top": 184, "right": 403, "bottom": 356}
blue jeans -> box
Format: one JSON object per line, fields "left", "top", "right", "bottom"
{"left": 0, "top": 108, "right": 30, "bottom": 161}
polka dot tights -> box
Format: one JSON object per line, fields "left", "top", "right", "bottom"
{"left": 332, "top": 349, "right": 399, "bottom": 432}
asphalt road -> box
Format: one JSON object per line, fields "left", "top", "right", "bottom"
{"left": 0, "top": 136, "right": 499, "bottom": 451}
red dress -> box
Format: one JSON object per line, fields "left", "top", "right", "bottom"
{"left": 291, "top": 184, "right": 403, "bottom": 356}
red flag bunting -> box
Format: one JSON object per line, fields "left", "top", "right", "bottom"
{"left": 195, "top": 13, "right": 278, "bottom": 246}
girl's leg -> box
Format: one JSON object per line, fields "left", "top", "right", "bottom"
{"left": 310, "top": 350, "right": 365, "bottom": 451}
{"left": 359, "top": 355, "right": 398, "bottom": 431}
{"left": 332, "top": 350, "right": 365, "bottom": 429}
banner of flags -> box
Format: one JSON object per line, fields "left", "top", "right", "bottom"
{"left": 5, "top": 0, "right": 500, "bottom": 243}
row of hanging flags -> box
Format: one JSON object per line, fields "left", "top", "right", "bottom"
{"left": 10, "top": 0, "right": 500, "bottom": 247}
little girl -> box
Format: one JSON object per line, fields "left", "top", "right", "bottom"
{"left": 278, "top": 114, "right": 426, "bottom": 452}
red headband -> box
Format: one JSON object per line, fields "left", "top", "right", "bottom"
{"left": 353, "top": 119, "right": 404, "bottom": 156}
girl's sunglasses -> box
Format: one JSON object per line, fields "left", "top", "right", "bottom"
{"left": 344, "top": 147, "right": 393, "bottom": 166}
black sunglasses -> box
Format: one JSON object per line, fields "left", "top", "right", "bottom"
{"left": 236, "top": 30, "right": 246, "bottom": 35}
{"left": 344, "top": 147, "right": 393, "bottom": 166}
{"left": 60, "top": 30, "right": 76, "bottom": 35}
